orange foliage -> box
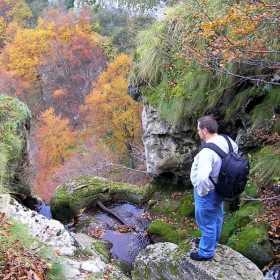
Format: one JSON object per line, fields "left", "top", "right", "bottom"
{"left": 80, "top": 54, "right": 143, "bottom": 153}
{"left": 5, "top": 26, "right": 53, "bottom": 82}
{"left": 32, "top": 107, "right": 77, "bottom": 201}
{"left": 53, "top": 89, "right": 67, "bottom": 98}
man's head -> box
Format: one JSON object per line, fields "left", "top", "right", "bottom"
{"left": 197, "top": 116, "right": 218, "bottom": 141}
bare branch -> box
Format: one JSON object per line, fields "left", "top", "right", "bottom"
{"left": 240, "top": 194, "right": 280, "bottom": 201}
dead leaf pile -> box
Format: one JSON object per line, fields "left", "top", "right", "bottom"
{"left": 258, "top": 183, "right": 280, "bottom": 263}
{"left": 0, "top": 213, "right": 47, "bottom": 280}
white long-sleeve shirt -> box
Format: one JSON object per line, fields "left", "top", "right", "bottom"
{"left": 190, "top": 135, "right": 238, "bottom": 197}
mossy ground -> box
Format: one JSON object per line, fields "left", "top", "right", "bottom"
{"left": 146, "top": 188, "right": 273, "bottom": 267}
{"left": 147, "top": 191, "right": 200, "bottom": 244}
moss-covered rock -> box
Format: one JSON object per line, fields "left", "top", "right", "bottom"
{"left": 113, "top": 259, "right": 133, "bottom": 278}
{"left": 0, "top": 95, "right": 32, "bottom": 195}
{"left": 50, "top": 176, "right": 155, "bottom": 221}
{"left": 90, "top": 238, "right": 111, "bottom": 263}
{"left": 226, "top": 223, "right": 274, "bottom": 268}
{"left": 243, "top": 179, "right": 259, "bottom": 198}
{"left": 132, "top": 242, "right": 264, "bottom": 280}
{"left": 147, "top": 220, "right": 189, "bottom": 244}
{"left": 149, "top": 198, "right": 180, "bottom": 216}
{"left": 235, "top": 201, "right": 264, "bottom": 227}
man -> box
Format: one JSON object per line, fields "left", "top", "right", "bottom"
{"left": 190, "top": 116, "right": 238, "bottom": 261}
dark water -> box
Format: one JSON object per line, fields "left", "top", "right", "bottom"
{"left": 35, "top": 203, "right": 52, "bottom": 219}
{"left": 82, "top": 202, "right": 151, "bottom": 264}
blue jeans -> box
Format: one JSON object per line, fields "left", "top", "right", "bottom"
{"left": 194, "top": 188, "right": 224, "bottom": 258}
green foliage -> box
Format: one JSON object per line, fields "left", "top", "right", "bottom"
{"left": 0, "top": 219, "right": 34, "bottom": 249}
{"left": 38, "top": 246, "right": 75, "bottom": 280}
{"left": 244, "top": 179, "right": 259, "bottom": 198}
{"left": 252, "top": 148, "right": 280, "bottom": 180}
{"left": 66, "top": 0, "right": 75, "bottom": 10}
{"left": 91, "top": 9, "right": 155, "bottom": 54}
{"left": 134, "top": 28, "right": 167, "bottom": 84}
{"left": 26, "top": 0, "right": 48, "bottom": 25}
{"left": 273, "top": 120, "right": 280, "bottom": 134}
{"left": 225, "top": 89, "right": 249, "bottom": 121}
{"left": 45, "top": 263, "right": 66, "bottom": 280}
{"left": 133, "top": 1, "right": 280, "bottom": 126}
{"left": 220, "top": 214, "right": 237, "bottom": 244}
{"left": 252, "top": 87, "right": 280, "bottom": 125}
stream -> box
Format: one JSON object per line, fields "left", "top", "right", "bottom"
{"left": 77, "top": 202, "right": 152, "bottom": 264}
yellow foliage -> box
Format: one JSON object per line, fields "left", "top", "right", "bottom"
{"left": 0, "top": 17, "right": 5, "bottom": 40}
{"left": 6, "top": 26, "right": 54, "bottom": 81}
{"left": 0, "top": 0, "right": 32, "bottom": 27}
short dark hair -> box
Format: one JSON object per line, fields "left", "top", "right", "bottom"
{"left": 198, "top": 116, "right": 218, "bottom": 134}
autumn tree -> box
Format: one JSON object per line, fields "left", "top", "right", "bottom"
{"left": 0, "top": 0, "right": 32, "bottom": 27}
{"left": 49, "top": 136, "right": 113, "bottom": 189}
{"left": 32, "top": 107, "right": 77, "bottom": 200}
{"left": 0, "top": 8, "right": 108, "bottom": 124}
{"left": 0, "top": 17, "right": 55, "bottom": 112}
{"left": 80, "top": 54, "right": 143, "bottom": 166}
{"left": 39, "top": 13, "right": 107, "bottom": 125}
{"left": 0, "top": 0, "right": 33, "bottom": 47}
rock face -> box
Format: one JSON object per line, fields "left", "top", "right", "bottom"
{"left": 0, "top": 95, "right": 32, "bottom": 195}
{"left": 142, "top": 104, "right": 197, "bottom": 187}
{"left": 132, "top": 242, "right": 264, "bottom": 280}
{"left": 141, "top": 103, "right": 276, "bottom": 189}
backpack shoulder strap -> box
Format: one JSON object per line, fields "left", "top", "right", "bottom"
{"left": 200, "top": 142, "right": 228, "bottom": 159}
{"left": 220, "top": 134, "right": 233, "bottom": 153}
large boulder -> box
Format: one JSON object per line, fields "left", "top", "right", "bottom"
{"left": 227, "top": 224, "right": 274, "bottom": 268}
{"left": 0, "top": 95, "right": 32, "bottom": 195}
{"left": 50, "top": 176, "right": 154, "bottom": 221}
{"left": 132, "top": 242, "right": 264, "bottom": 280}
{"left": 0, "top": 194, "right": 77, "bottom": 255}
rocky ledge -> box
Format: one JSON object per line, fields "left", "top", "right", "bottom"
{"left": 133, "top": 242, "right": 264, "bottom": 280}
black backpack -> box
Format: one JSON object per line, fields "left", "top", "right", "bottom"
{"left": 200, "top": 135, "right": 250, "bottom": 200}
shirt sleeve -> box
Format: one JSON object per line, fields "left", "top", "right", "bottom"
{"left": 190, "top": 148, "right": 214, "bottom": 197}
